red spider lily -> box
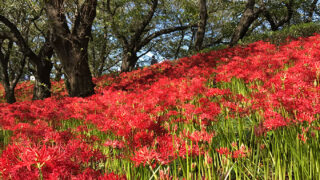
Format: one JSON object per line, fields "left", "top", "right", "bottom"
{"left": 131, "top": 146, "right": 158, "bottom": 167}
{"left": 263, "top": 109, "right": 287, "bottom": 130}
{"left": 188, "top": 129, "right": 215, "bottom": 144}
{"left": 298, "top": 134, "right": 307, "bottom": 143}
{"left": 216, "top": 147, "right": 231, "bottom": 157}
{"left": 104, "top": 140, "right": 125, "bottom": 149}
{"left": 232, "top": 149, "right": 246, "bottom": 159}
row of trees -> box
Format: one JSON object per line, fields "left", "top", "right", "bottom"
{"left": 0, "top": 0, "right": 319, "bottom": 103}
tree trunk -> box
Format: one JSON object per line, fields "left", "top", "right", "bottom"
{"left": 32, "top": 40, "right": 54, "bottom": 100}
{"left": 51, "top": 41, "right": 95, "bottom": 97}
{"left": 121, "top": 51, "right": 138, "bottom": 72}
{"left": 4, "top": 86, "right": 15, "bottom": 104}
{"left": 194, "top": 0, "right": 208, "bottom": 52}
{"left": 189, "top": 28, "right": 197, "bottom": 51}
{"left": 53, "top": 59, "right": 63, "bottom": 81}
{"left": 50, "top": 42, "right": 95, "bottom": 97}
{"left": 45, "top": 0, "right": 97, "bottom": 97}
{"left": 230, "top": 12, "right": 256, "bottom": 46}
{"left": 54, "top": 66, "right": 62, "bottom": 81}
{"left": 31, "top": 64, "right": 52, "bottom": 100}
{"left": 230, "top": 0, "right": 264, "bottom": 47}
{"left": 63, "top": 51, "right": 95, "bottom": 97}
{"left": 0, "top": 40, "right": 24, "bottom": 104}
{"left": 32, "top": 60, "right": 52, "bottom": 100}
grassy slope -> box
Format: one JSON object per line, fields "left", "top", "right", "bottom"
{"left": 0, "top": 33, "right": 319, "bottom": 179}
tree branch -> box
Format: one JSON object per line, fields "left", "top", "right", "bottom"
{"left": 229, "top": 0, "right": 265, "bottom": 46}
{"left": 263, "top": 0, "right": 293, "bottom": 31}
{"left": 0, "top": 40, "right": 13, "bottom": 88}
{"left": 72, "top": 0, "right": 97, "bottom": 39}
{"left": 139, "top": 24, "right": 195, "bottom": 50}
{"left": 137, "top": 46, "right": 153, "bottom": 59}
{"left": 131, "top": 0, "right": 158, "bottom": 46}
{"left": 105, "top": 58, "right": 121, "bottom": 72}
{"left": 12, "top": 55, "right": 26, "bottom": 88}
{"left": 44, "top": 0, "right": 71, "bottom": 36}
{"left": 0, "top": 15, "right": 39, "bottom": 64}
{"left": 0, "top": 31, "right": 18, "bottom": 42}
{"left": 174, "top": 17, "right": 186, "bottom": 59}
{"left": 306, "top": 0, "right": 318, "bottom": 22}
{"left": 104, "top": 0, "right": 128, "bottom": 46}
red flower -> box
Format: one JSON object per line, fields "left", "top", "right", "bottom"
{"left": 216, "top": 147, "right": 231, "bottom": 157}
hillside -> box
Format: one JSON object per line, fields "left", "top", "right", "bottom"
{"left": 0, "top": 34, "right": 320, "bottom": 179}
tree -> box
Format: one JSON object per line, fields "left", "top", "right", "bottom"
{"left": 304, "top": 0, "right": 318, "bottom": 23}
{"left": 194, "top": 0, "right": 208, "bottom": 52}
{"left": 263, "top": 0, "right": 294, "bottom": 31}
{"left": 0, "top": 39, "right": 25, "bottom": 103}
{"left": 88, "top": 23, "right": 121, "bottom": 77}
{"left": 44, "top": 0, "right": 97, "bottom": 97}
{"left": 104, "top": 0, "right": 194, "bottom": 72}
{"left": 52, "top": 56, "right": 63, "bottom": 81}
{"left": 229, "top": 0, "right": 265, "bottom": 47}
{"left": 150, "top": 0, "right": 235, "bottom": 59}
{"left": 144, "top": 0, "right": 194, "bottom": 60}
{"left": 0, "top": 14, "right": 54, "bottom": 100}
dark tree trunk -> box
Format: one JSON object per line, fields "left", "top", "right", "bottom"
{"left": 194, "top": 0, "right": 208, "bottom": 52}
{"left": 4, "top": 87, "right": 16, "bottom": 104}
{"left": 31, "top": 65, "right": 52, "bottom": 100}
{"left": 32, "top": 60, "right": 53, "bottom": 100}
{"left": 53, "top": 58, "right": 63, "bottom": 81}
{"left": 52, "top": 44, "right": 95, "bottom": 97}
{"left": 63, "top": 50, "right": 95, "bottom": 97}
{"left": 230, "top": 0, "right": 264, "bottom": 47}
{"left": 189, "top": 28, "right": 197, "bottom": 51}
{"left": 49, "top": 39, "right": 95, "bottom": 97}
{"left": 121, "top": 50, "right": 138, "bottom": 72}
{"left": 54, "top": 65, "right": 62, "bottom": 81}
{"left": 0, "top": 40, "right": 25, "bottom": 104}
{"left": 32, "top": 40, "right": 54, "bottom": 100}
{"left": 45, "top": 0, "right": 97, "bottom": 97}
{"left": 0, "top": 40, "right": 15, "bottom": 104}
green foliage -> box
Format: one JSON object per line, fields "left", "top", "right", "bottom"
{"left": 240, "top": 22, "right": 320, "bottom": 45}
{"left": 200, "top": 22, "right": 320, "bottom": 54}
{"left": 0, "top": 129, "right": 12, "bottom": 152}
{"left": 200, "top": 44, "right": 228, "bottom": 54}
